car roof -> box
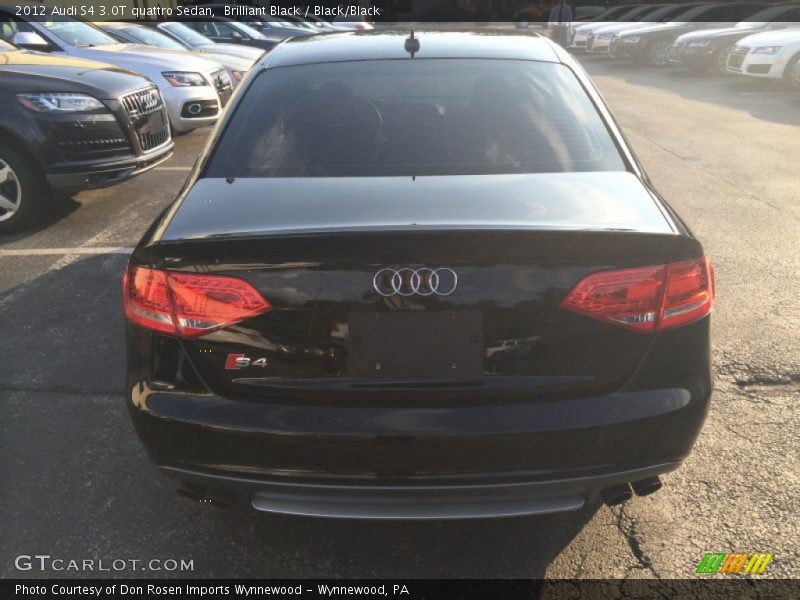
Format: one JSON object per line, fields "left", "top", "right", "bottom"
{"left": 263, "top": 31, "right": 561, "bottom": 69}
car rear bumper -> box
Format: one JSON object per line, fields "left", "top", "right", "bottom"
{"left": 161, "top": 462, "right": 681, "bottom": 519}
{"left": 128, "top": 376, "right": 711, "bottom": 517}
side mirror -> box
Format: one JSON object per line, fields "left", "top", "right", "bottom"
{"left": 230, "top": 31, "right": 244, "bottom": 41}
{"left": 13, "top": 31, "right": 50, "bottom": 50}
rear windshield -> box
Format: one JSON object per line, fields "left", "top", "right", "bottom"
{"left": 205, "top": 59, "right": 626, "bottom": 178}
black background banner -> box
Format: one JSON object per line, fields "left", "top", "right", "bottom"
{"left": 4, "top": 579, "right": 800, "bottom": 600}
{"left": 9, "top": 1, "right": 800, "bottom": 24}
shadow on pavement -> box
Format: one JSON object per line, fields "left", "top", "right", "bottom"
{"left": 582, "top": 55, "right": 800, "bottom": 127}
{"left": 0, "top": 195, "right": 81, "bottom": 246}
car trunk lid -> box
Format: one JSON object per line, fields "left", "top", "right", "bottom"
{"left": 142, "top": 173, "right": 698, "bottom": 403}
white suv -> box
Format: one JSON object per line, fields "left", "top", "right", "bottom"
{"left": 726, "top": 27, "right": 800, "bottom": 89}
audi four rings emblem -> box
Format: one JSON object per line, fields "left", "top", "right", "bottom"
{"left": 373, "top": 267, "right": 458, "bottom": 297}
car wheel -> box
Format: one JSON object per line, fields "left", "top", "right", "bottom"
{"left": 784, "top": 54, "right": 800, "bottom": 91}
{"left": 716, "top": 45, "right": 733, "bottom": 76}
{"left": 0, "top": 144, "right": 48, "bottom": 233}
{"left": 645, "top": 41, "right": 671, "bottom": 67}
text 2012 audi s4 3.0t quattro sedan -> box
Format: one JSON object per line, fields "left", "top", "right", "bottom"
{"left": 124, "top": 32, "right": 715, "bottom": 519}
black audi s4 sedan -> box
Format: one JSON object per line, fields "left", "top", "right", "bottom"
{"left": 124, "top": 31, "right": 714, "bottom": 519}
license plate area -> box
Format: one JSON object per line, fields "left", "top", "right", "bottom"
{"left": 348, "top": 310, "right": 484, "bottom": 379}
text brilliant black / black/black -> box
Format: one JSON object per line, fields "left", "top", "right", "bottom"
{"left": 124, "top": 32, "right": 714, "bottom": 519}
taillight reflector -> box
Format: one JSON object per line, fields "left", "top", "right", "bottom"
{"left": 123, "top": 266, "right": 271, "bottom": 338}
{"left": 560, "top": 257, "right": 714, "bottom": 333}
{"left": 122, "top": 267, "right": 174, "bottom": 335}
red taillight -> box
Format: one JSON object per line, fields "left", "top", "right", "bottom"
{"left": 660, "top": 258, "right": 715, "bottom": 330}
{"left": 122, "top": 267, "right": 175, "bottom": 335}
{"left": 123, "top": 266, "right": 271, "bottom": 338}
{"left": 560, "top": 257, "right": 714, "bottom": 333}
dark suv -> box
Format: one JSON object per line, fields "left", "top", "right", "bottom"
{"left": 0, "top": 40, "right": 173, "bottom": 232}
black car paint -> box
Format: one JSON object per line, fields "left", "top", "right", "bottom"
{"left": 677, "top": 25, "right": 775, "bottom": 69}
{"left": 157, "top": 173, "right": 676, "bottom": 240}
{"left": 125, "top": 33, "right": 712, "bottom": 518}
{"left": 0, "top": 50, "right": 173, "bottom": 194}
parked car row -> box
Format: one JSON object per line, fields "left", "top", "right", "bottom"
{"left": 96, "top": 22, "right": 258, "bottom": 85}
{"left": 0, "top": 6, "right": 352, "bottom": 232}
{"left": 568, "top": 1, "right": 800, "bottom": 88}
{"left": 0, "top": 9, "right": 268, "bottom": 134}
{"left": 0, "top": 39, "right": 174, "bottom": 232}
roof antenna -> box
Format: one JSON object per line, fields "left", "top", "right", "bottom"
{"left": 405, "top": 30, "right": 420, "bottom": 58}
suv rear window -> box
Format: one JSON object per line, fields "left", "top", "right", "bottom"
{"left": 205, "top": 59, "right": 626, "bottom": 178}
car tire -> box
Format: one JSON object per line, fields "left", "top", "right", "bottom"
{"left": 0, "top": 142, "right": 49, "bottom": 234}
{"left": 783, "top": 54, "right": 800, "bottom": 91}
{"left": 716, "top": 45, "right": 733, "bottom": 76}
{"left": 644, "top": 41, "right": 671, "bottom": 67}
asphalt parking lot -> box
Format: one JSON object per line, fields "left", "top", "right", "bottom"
{"left": 1, "top": 56, "right": 798, "bottom": 580}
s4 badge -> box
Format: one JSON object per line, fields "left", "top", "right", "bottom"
{"left": 225, "top": 354, "right": 268, "bottom": 370}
